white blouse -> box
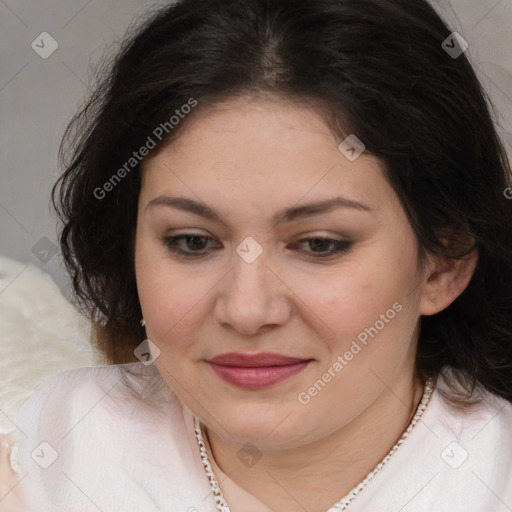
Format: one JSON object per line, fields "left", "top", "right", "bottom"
{"left": 15, "top": 362, "right": 512, "bottom": 512}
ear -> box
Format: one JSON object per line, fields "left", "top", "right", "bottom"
{"left": 419, "top": 249, "right": 478, "bottom": 316}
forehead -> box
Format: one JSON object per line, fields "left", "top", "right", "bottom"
{"left": 139, "top": 95, "right": 393, "bottom": 216}
{"left": 148, "top": 95, "right": 338, "bottom": 166}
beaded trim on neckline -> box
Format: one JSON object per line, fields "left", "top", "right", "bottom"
{"left": 193, "top": 377, "right": 435, "bottom": 512}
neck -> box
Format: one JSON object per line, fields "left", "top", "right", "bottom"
{"left": 204, "top": 372, "right": 426, "bottom": 512}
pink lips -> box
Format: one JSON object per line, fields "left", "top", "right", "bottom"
{"left": 207, "top": 352, "right": 311, "bottom": 389}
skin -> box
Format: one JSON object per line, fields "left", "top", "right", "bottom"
{"left": 0, "top": 435, "right": 25, "bottom": 512}
{"left": 134, "top": 94, "right": 477, "bottom": 512}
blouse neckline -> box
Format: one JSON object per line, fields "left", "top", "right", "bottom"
{"left": 183, "top": 376, "right": 437, "bottom": 512}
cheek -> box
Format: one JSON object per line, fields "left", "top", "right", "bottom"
{"left": 296, "top": 258, "right": 409, "bottom": 336}
{"left": 301, "top": 246, "right": 420, "bottom": 362}
{"left": 135, "top": 237, "right": 195, "bottom": 339}
{"left": 135, "top": 235, "right": 223, "bottom": 363}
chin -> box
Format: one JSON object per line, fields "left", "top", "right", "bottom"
{"left": 209, "top": 402, "right": 305, "bottom": 445}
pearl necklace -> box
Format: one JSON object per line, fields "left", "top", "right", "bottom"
{"left": 193, "top": 377, "right": 434, "bottom": 512}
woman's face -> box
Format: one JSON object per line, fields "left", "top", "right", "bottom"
{"left": 135, "top": 95, "right": 430, "bottom": 449}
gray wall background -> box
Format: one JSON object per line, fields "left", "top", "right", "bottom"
{"left": 1, "top": 0, "right": 511, "bottom": 300}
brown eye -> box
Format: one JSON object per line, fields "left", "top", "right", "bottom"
{"left": 291, "top": 237, "right": 352, "bottom": 258}
{"left": 162, "top": 234, "right": 219, "bottom": 257}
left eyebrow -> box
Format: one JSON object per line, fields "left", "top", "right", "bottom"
{"left": 272, "top": 197, "right": 372, "bottom": 225}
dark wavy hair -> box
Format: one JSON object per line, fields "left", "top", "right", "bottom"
{"left": 52, "top": 0, "right": 512, "bottom": 404}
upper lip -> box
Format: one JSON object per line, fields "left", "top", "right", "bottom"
{"left": 207, "top": 352, "right": 311, "bottom": 367}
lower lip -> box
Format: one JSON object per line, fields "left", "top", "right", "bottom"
{"left": 208, "top": 361, "right": 311, "bottom": 389}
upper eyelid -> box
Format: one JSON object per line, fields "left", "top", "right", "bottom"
{"left": 163, "top": 233, "right": 348, "bottom": 243}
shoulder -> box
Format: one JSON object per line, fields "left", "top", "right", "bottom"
{"left": 20, "top": 363, "right": 120, "bottom": 398}
{"left": 15, "top": 364, "right": 214, "bottom": 511}
{"left": 19, "top": 361, "right": 164, "bottom": 396}
{"left": 16, "top": 362, "right": 186, "bottom": 471}
{"left": 16, "top": 362, "right": 179, "bottom": 433}
{"left": 433, "top": 368, "right": 512, "bottom": 482}
{"left": 435, "top": 367, "right": 512, "bottom": 440}
{"left": 17, "top": 363, "right": 131, "bottom": 412}
{"left": 353, "top": 370, "right": 512, "bottom": 511}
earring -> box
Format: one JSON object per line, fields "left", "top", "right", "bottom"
{"left": 140, "top": 318, "right": 146, "bottom": 327}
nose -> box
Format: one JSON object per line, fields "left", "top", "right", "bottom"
{"left": 213, "top": 246, "right": 292, "bottom": 336}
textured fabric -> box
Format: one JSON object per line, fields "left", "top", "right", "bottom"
{"left": 15, "top": 362, "right": 512, "bottom": 512}
{"left": 0, "top": 254, "right": 100, "bottom": 475}
{"left": 0, "top": 255, "right": 98, "bottom": 436}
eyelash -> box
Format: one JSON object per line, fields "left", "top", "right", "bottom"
{"left": 161, "top": 234, "right": 352, "bottom": 259}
